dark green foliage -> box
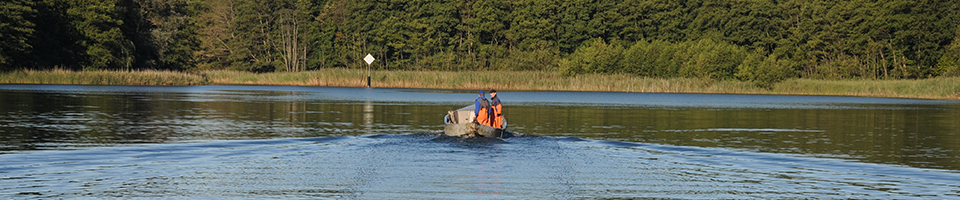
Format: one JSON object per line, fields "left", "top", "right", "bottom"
{"left": 134, "top": 0, "right": 199, "bottom": 70}
{"left": 67, "top": 0, "right": 136, "bottom": 70}
{"left": 0, "top": 0, "right": 36, "bottom": 68}
{"left": 559, "top": 38, "right": 625, "bottom": 76}
{"left": 936, "top": 26, "right": 960, "bottom": 77}
{"left": 565, "top": 38, "right": 751, "bottom": 80}
{"left": 620, "top": 40, "right": 679, "bottom": 77}
{"left": 736, "top": 48, "right": 795, "bottom": 88}
{"left": 3, "top": 0, "right": 186, "bottom": 70}
{"left": 676, "top": 38, "right": 749, "bottom": 80}
{"left": 0, "top": 0, "right": 958, "bottom": 86}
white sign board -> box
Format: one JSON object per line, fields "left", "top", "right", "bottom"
{"left": 364, "top": 54, "right": 375, "bottom": 65}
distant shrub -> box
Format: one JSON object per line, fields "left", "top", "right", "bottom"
{"left": 676, "top": 38, "right": 748, "bottom": 80}
{"left": 564, "top": 38, "right": 749, "bottom": 80}
{"left": 620, "top": 40, "right": 681, "bottom": 77}
{"left": 936, "top": 27, "right": 960, "bottom": 77}
{"left": 736, "top": 48, "right": 796, "bottom": 88}
{"left": 498, "top": 46, "right": 560, "bottom": 71}
{"left": 559, "top": 38, "right": 624, "bottom": 76}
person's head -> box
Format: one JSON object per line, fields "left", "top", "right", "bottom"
{"left": 489, "top": 89, "right": 497, "bottom": 97}
{"left": 478, "top": 91, "right": 485, "bottom": 97}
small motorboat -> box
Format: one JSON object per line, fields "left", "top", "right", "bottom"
{"left": 444, "top": 105, "right": 512, "bottom": 138}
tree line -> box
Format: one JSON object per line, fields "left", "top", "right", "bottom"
{"left": 1, "top": 0, "right": 959, "bottom": 86}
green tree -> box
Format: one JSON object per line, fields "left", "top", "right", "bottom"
{"left": 622, "top": 0, "right": 692, "bottom": 42}
{"left": 133, "top": 0, "right": 199, "bottom": 70}
{"left": 885, "top": 0, "right": 959, "bottom": 78}
{"left": 621, "top": 39, "right": 682, "bottom": 77}
{"left": 404, "top": 0, "right": 460, "bottom": 70}
{"left": 677, "top": 38, "right": 748, "bottom": 80}
{"left": 936, "top": 26, "right": 960, "bottom": 77}
{"left": 463, "top": 0, "right": 517, "bottom": 70}
{"left": 736, "top": 48, "right": 795, "bottom": 88}
{"left": 0, "top": 0, "right": 36, "bottom": 69}
{"left": 559, "top": 38, "right": 624, "bottom": 76}
{"left": 14, "top": 0, "right": 958, "bottom": 80}
{"left": 67, "top": 0, "right": 136, "bottom": 70}
{"left": 274, "top": 0, "right": 319, "bottom": 72}
{"left": 686, "top": 0, "right": 783, "bottom": 51}
{"left": 191, "top": 0, "right": 318, "bottom": 72}
{"left": 191, "top": 0, "right": 237, "bottom": 70}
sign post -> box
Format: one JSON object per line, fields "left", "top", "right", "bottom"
{"left": 364, "top": 54, "right": 375, "bottom": 87}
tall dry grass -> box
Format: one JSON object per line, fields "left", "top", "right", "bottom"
{"left": 0, "top": 69, "right": 206, "bottom": 85}
{"left": 203, "top": 68, "right": 959, "bottom": 99}
{"left": 202, "top": 68, "right": 769, "bottom": 94}
{"left": 771, "top": 77, "right": 960, "bottom": 99}
{"left": 3, "top": 68, "right": 957, "bottom": 100}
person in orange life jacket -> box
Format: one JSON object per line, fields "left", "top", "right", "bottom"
{"left": 474, "top": 91, "right": 493, "bottom": 126}
{"left": 489, "top": 89, "right": 502, "bottom": 129}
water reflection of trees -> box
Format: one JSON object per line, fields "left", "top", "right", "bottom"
{"left": 1, "top": 91, "right": 454, "bottom": 151}
{"left": 505, "top": 106, "right": 960, "bottom": 170}
{"left": 2, "top": 90, "right": 957, "bottom": 170}
{"left": 193, "top": 98, "right": 451, "bottom": 137}
{"left": 1, "top": 91, "right": 184, "bottom": 149}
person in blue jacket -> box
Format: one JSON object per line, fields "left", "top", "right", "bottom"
{"left": 473, "top": 91, "right": 492, "bottom": 126}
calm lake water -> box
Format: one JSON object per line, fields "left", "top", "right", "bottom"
{"left": 1, "top": 85, "right": 959, "bottom": 199}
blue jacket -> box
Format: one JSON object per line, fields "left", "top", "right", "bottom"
{"left": 474, "top": 96, "right": 488, "bottom": 116}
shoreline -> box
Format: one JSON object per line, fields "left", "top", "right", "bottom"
{"left": 2, "top": 68, "right": 958, "bottom": 100}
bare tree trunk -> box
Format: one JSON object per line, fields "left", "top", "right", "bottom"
{"left": 294, "top": 11, "right": 301, "bottom": 72}
{"left": 276, "top": 8, "right": 305, "bottom": 72}
{"left": 879, "top": 43, "right": 888, "bottom": 78}
{"left": 292, "top": 13, "right": 298, "bottom": 72}
{"left": 283, "top": 13, "right": 288, "bottom": 71}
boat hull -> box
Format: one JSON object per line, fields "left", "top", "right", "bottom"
{"left": 444, "top": 122, "right": 510, "bottom": 138}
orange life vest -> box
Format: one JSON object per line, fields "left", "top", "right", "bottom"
{"left": 491, "top": 103, "right": 502, "bottom": 128}
{"left": 476, "top": 98, "right": 493, "bottom": 127}
{"left": 490, "top": 96, "right": 502, "bottom": 128}
{"left": 477, "top": 107, "right": 491, "bottom": 126}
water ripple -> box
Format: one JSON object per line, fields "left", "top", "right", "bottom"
{"left": 2, "top": 135, "right": 958, "bottom": 199}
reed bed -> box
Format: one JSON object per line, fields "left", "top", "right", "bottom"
{"left": 201, "top": 69, "right": 960, "bottom": 99}
{"left": 0, "top": 69, "right": 206, "bottom": 85}
{"left": 2, "top": 68, "right": 957, "bottom": 100}
{"left": 771, "top": 77, "right": 960, "bottom": 99}
{"left": 202, "top": 69, "right": 768, "bottom": 93}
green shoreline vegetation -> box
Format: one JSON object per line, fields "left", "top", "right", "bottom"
{"left": 2, "top": 68, "right": 958, "bottom": 100}
{"left": 2, "top": 1, "right": 959, "bottom": 100}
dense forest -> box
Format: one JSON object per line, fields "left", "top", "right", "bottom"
{"left": 1, "top": 0, "right": 959, "bottom": 86}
